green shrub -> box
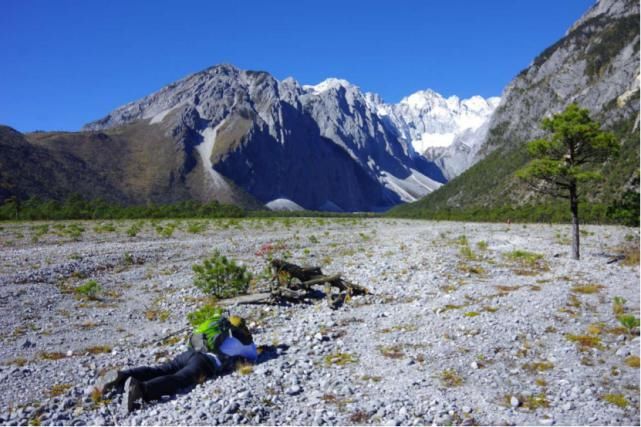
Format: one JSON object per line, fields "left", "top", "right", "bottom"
{"left": 155, "top": 222, "right": 177, "bottom": 238}
{"left": 126, "top": 222, "right": 144, "bottom": 237}
{"left": 186, "top": 221, "right": 207, "bottom": 234}
{"left": 75, "top": 280, "right": 102, "bottom": 300}
{"left": 459, "top": 244, "right": 477, "bottom": 261}
{"left": 31, "top": 224, "right": 50, "bottom": 242}
{"left": 123, "top": 252, "right": 134, "bottom": 265}
{"left": 65, "top": 224, "right": 85, "bottom": 240}
{"left": 192, "top": 251, "right": 252, "bottom": 298}
{"left": 506, "top": 250, "right": 543, "bottom": 264}
{"left": 93, "top": 223, "right": 116, "bottom": 233}
{"left": 187, "top": 304, "right": 223, "bottom": 326}
{"left": 617, "top": 315, "right": 640, "bottom": 333}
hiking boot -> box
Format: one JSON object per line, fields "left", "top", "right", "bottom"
{"left": 99, "top": 369, "right": 126, "bottom": 395}
{"left": 123, "top": 377, "right": 144, "bottom": 413}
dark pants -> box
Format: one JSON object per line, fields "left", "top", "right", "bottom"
{"left": 122, "top": 349, "right": 218, "bottom": 401}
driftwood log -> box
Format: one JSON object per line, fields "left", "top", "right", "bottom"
{"left": 271, "top": 259, "right": 368, "bottom": 294}
{"left": 220, "top": 259, "right": 368, "bottom": 309}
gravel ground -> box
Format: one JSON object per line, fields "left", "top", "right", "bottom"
{"left": 0, "top": 218, "right": 639, "bottom": 426}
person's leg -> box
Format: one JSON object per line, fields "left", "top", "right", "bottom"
{"left": 103, "top": 350, "right": 194, "bottom": 393}
{"left": 140, "top": 352, "right": 217, "bottom": 401}
{"left": 123, "top": 350, "right": 193, "bottom": 382}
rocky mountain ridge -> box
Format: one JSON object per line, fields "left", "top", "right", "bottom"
{"left": 365, "top": 89, "right": 499, "bottom": 180}
{"left": 393, "top": 0, "right": 639, "bottom": 216}
{"left": 80, "top": 66, "right": 497, "bottom": 211}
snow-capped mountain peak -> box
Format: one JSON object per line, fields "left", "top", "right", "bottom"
{"left": 303, "top": 78, "right": 358, "bottom": 95}
{"left": 83, "top": 64, "right": 498, "bottom": 210}
{"left": 373, "top": 89, "right": 499, "bottom": 153}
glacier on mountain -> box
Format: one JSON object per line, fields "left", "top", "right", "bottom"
{"left": 365, "top": 89, "right": 500, "bottom": 178}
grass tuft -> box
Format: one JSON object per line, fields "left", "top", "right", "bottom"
{"left": 145, "top": 308, "right": 170, "bottom": 322}
{"left": 379, "top": 324, "right": 418, "bottom": 333}
{"left": 523, "top": 393, "right": 550, "bottom": 410}
{"left": 602, "top": 393, "right": 628, "bottom": 408}
{"left": 458, "top": 263, "right": 485, "bottom": 275}
{"left": 440, "top": 303, "right": 468, "bottom": 312}
{"left": 617, "top": 314, "right": 640, "bottom": 333}
{"left": 506, "top": 250, "right": 543, "bottom": 263}
{"left": 612, "top": 296, "right": 626, "bottom": 315}
{"left": 624, "top": 355, "right": 640, "bottom": 368}
{"left": 522, "top": 360, "right": 554, "bottom": 373}
{"left": 459, "top": 244, "right": 478, "bottom": 261}
{"left": 74, "top": 280, "right": 102, "bottom": 300}
{"left": 439, "top": 369, "right": 463, "bottom": 387}
{"left": 49, "top": 383, "right": 72, "bottom": 397}
{"left": 236, "top": 362, "right": 254, "bottom": 376}
{"left": 505, "top": 250, "right": 548, "bottom": 274}
{"left": 586, "top": 323, "right": 605, "bottom": 337}
{"left": 535, "top": 378, "right": 547, "bottom": 387}
{"left": 349, "top": 410, "right": 370, "bottom": 424}
{"left": 84, "top": 345, "right": 112, "bottom": 355}
{"left": 90, "top": 387, "right": 110, "bottom": 406}
{"left": 621, "top": 241, "right": 640, "bottom": 266}
{"left": 360, "top": 375, "right": 383, "bottom": 382}
{"left": 571, "top": 284, "right": 603, "bottom": 294}
{"left": 495, "top": 285, "right": 522, "bottom": 293}
{"left": 324, "top": 352, "right": 358, "bottom": 366}
{"left": 39, "top": 351, "right": 66, "bottom": 360}
{"left": 5, "top": 357, "right": 29, "bottom": 367}
{"left": 566, "top": 334, "right": 603, "bottom": 350}
{"left": 378, "top": 346, "right": 404, "bottom": 359}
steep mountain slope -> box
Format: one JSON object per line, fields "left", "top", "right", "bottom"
{"left": 0, "top": 126, "right": 127, "bottom": 204}
{"left": 391, "top": 0, "right": 639, "bottom": 216}
{"left": 84, "top": 66, "right": 487, "bottom": 211}
{"left": 0, "top": 122, "right": 261, "bottom": 209}
{"left": 2, "top": 69, "right": 496, "bottom": 211}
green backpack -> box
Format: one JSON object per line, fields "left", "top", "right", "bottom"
{"left": 188, "top": 310, "right": 228, "bottom": 351}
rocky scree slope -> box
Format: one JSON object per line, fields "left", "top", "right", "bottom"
{"left": 395, "top": 0, "right": 640, "bottom": 215}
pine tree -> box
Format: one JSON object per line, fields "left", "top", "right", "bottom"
{"left": 517, "top": 104, "right": 618, "bottom": 260}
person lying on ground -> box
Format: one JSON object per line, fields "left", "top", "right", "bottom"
{"left": 99, "top": 313, "right": 257, "bottom": 412}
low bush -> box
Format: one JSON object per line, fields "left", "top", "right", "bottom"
{"left": 617, "top": 314, "right": 640, "bottom": 333}
{"left": 192, "top": 251, "right": 252, "bottom": 298}
{"left": 74, "top": 280, "right": 102, "bottom": 300}
{"left": 186, "top": 304, "right": 223, "bottom": 327}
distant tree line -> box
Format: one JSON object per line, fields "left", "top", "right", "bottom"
{"left": 388, "top": 196, "right": 639, "bottom": 227}
{"left": 0, "top": 195, "right": 245, "bottom": 221}
{"left": 0, "top": 195, "right": 378, "bottom": 221}
{"left": 0, "top": 192, "right": 636, "bottom": 225}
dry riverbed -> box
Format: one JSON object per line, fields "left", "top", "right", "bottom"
{"left": 0, "top": 218, "right": 639, "bottom": 426}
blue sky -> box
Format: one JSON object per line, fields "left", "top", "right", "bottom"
{"left": 1, "top": 0, "right": 594, "bottom": 132}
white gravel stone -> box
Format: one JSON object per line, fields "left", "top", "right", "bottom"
{"left": 0, "top": 219, "right": 638, "bottom": 426}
